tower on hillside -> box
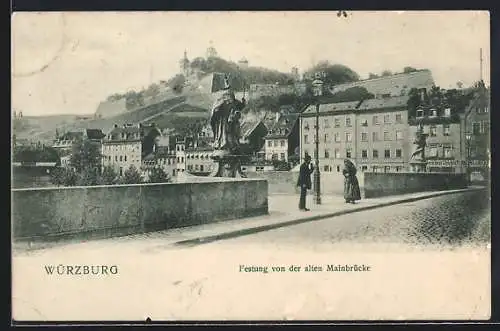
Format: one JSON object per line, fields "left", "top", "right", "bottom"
{"left": 206, "top": 41, "right": 218, "bottom": 58}
{"left": 291, "top": 67, "right": 300, "bottom": 82}
{"left": 179, "top": 50, "right": 190, "bottom": 76}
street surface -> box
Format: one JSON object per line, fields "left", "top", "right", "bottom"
{"left": 218, "top": 190, "right": 491, "bottom": 248}
{"left": 12, "top": 190, "right": 491, "bottom": 321}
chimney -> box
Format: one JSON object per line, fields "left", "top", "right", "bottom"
{"left": 275, "top": 112, "right": 280, "bottom": 123}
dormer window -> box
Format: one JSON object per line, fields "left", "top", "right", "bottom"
{"left": 430, "top": 108, "right": 437, "bottom": 117}
{"left": 416, "top": 107, "right": 424, "bottom": 119}
{"left": 444, "top": 108, "right": 451, "bottom": 117}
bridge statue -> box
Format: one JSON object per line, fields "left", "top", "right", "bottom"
{"left": 209, "top": 73, "right": 247, "bottom": 177}
{"left": 409, "top": 123, "right": 429, "bottom": 172}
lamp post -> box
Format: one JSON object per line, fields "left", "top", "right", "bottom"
{"left": 312, "top": 73, "right": 324, "bottom": 205}
{"left": 465, "top": 132, "right": 472, "bottom": 186}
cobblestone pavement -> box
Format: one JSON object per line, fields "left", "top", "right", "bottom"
{"left": 12, "top": 190, "right": 491, "bottom": 321}
{"left": 224, "top": 190, "right": 491, "bottom": 248}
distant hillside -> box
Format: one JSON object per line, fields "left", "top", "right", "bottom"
{"left": 13, "top": 56, "right": 299, "bottom": 144}
{"left": 12, "top": 114, "right": 87, "bottom": 145}
{"left": 97, "top": 55, "right": 294, "bottom": 117}
{"left": 13, "top": 93, "right": 212, "bottom": 145}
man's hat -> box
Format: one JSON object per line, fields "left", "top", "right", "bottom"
{"left": 304, "top": 153, "right": 311, "bottom": 161}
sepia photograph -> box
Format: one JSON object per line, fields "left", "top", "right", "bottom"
{"left": 11, "top": 10, "right": 491, "bottom": 322}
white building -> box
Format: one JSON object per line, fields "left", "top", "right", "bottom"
{"left": 175, "top": 137, "right": 187, "bottom": 174}
{"left": 141, "top": 146, "right": 177, "bottom": 181}
{"left": 102, "top": 124, "right": 142, "bottom": 177}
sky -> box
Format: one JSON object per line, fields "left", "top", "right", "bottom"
{"left": 11, "top": 11, "right": 490, "bottom": 116}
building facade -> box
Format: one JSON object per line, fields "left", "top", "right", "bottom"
{"left": 185, "top": 147, "right": 216, "bottom": 175}
{"left": 141, "top": 146, "right": 177, "bottom": 181}
{"left": 175, "top": 136, "right": 188, "bottom": 174}
{"left": 409, "top": 118, "right": 462, "bottom": 173}
{"left": 462, "top": 87, "right": 490, "bottom": 179}
{"left": 264, "top": 113, "right": 299, "bottom": 163}
{"left": 300, "top": 96, "right": 411, "bottom": 173}
{"left": 102, "top": 124, "right": 142, "bottom": 176}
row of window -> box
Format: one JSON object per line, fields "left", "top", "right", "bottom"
{"left": 303, "top": 124, "right": 453, "bottom": 144}
{"left": 428, "top": 145, "right": 454, "bottom": 158}
{"left": 426, "top": 124, "right": 451, "bottom": 137}
{"left": 267, "top": 140, "right": 287, "bottom": 147}
{"left": 186, "top": 153, "right": 212, "bottom": 159}
{"left": 304, "top": 130, "right": 405, "bottom": 144}
{"left": 321, "top": 165, "right": 404, "bottom": 173}
{"left": 103, "top": 144, "right": 140, "bottom": 152}
{"left": 305, "top": 144, "right": 455, "bottom": 160}
{"left": 104, "top": 155, "right": 139, "bottom": 162}
{"left": 303, "top": 113, "right": 404, "bottom": 130}
{"left": 472, "top": 121, "right": 490, "bottom": 135}
{"left": 187, "top": 164, "right": 212, "bottom": 172}
{"left": 266, "top": 153, "right": 286, "bottom": 161}
{"left": 476, "top": 106, "right": 489, "bottom": 114}
{"left": 304, "top": 148, "right": 404, "bottom": 159}
{"left": 107, "top": 133, "right": 140, "bottom": 141}
{"left": 416, "top": 108, "right": 452, "bottom": 118}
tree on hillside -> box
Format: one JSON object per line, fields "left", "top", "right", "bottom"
{"left": 144, "top": 83, "right": 160, "bottom": 98}
{"left": 190, "top": 57, "right": 208, "bottom": 72}
{"left": 326, "top": 86, "right": 375, "bottom": 103}
{"left": 148, "top": 167, "right": 171, "bottom": 183}
{"left": 120, "top": 165, "right": 143, "bottom": 184}
{"left": 304, "top": 61, "right": 360, "bottom": 86}
{"left": 107, "top": 93, "right": 124, "bottom": 102}
{"left": 403, "top": 66, "right": 418, "bottom": 73}
{"left": 125, "top": 90, "right": 145, "bottom": 110}
{"left": 168, "top": 74, "right": 186, "bottom": 94}
{"left": 381, "top": 70, "right": 393, "bottom": 77}
{"left": 368, "top": 73, "right": 380, "bottom": 79}
{"left": 189, "top": 56, "right": 293, "bottom": 90}
{"left": 456, "top": 81, "right": 464, "bottom": 89}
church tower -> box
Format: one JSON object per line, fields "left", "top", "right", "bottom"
{"left": 179, "top": 50, "right": 190, "bottom": 76}
{"left": 206, "top": 41, "right": 218, "bottom": 58}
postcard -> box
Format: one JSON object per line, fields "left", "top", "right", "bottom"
{"left": 11, "top": 10, "right": 491, "bottom": 322}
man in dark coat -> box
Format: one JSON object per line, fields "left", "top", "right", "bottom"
{"left": 297, "top": 154, "right": 314, "bottom": 211}
{"left": 342, "top": 159, "right": 361, "bottom": 204}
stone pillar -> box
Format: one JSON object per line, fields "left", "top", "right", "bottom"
{"left": 209, "top": 154, "right": 247, "bottom": 178}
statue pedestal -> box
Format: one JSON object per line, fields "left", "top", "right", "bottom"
{"left": 409, "top": 160, "right": 428, "bottom": 173}
{"left": 210, "top": 150, "right": 247, "bottom": 178}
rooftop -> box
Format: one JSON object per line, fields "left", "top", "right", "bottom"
{"left": 302, "top": 96, "right": 410, "bottom": 116}
{"left": 105, "top": 124, "right": 141, "bottom": 142}
{"left": 86, "top": 129, "right": 105, "bottom": 140}
{"left": 266, "top": 113, "right": 298, "bottom": 139}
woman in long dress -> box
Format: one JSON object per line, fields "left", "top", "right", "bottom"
{"left": 342, "top": 159, "right": 361, "bottom": 204}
